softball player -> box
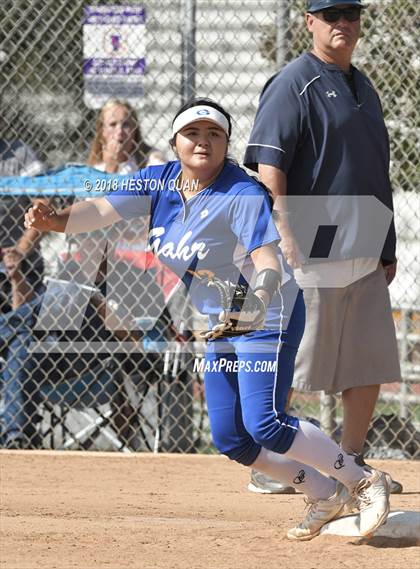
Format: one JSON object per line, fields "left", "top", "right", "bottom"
{"left": 25, "top": 98, "right": 391, "bottom": 540}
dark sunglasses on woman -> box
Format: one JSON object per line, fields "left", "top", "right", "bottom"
{"left": 319, "top": 7, "right": 362, "bottom": 23}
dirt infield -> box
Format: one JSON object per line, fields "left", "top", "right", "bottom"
{"left": 1, "top": 452, "right": 419, "bottom": 569}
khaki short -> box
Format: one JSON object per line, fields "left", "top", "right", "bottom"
{"left": 293, "top": 264, "right": 401, "bottom": 394}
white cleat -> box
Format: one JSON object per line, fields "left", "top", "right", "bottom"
{"left": 287, "top": 483, "right": 348, "bottom": 541}
{"left": 248, "top": 470, "right": 296, "bottom": 494}
{"left": 352, "top": 469, "right": 391, "bottom": 537}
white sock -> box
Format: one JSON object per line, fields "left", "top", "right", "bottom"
{"left": 252, "top": 447, "right": 336, "bottom": 500}
{"left": 284, "top": 420, "right": 368, "bottom": 490}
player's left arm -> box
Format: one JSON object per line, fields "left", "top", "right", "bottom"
{"left": 250, "top": 244, "right": 282, "bottom": 307}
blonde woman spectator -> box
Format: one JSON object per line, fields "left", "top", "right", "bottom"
{"left": 87, "top": 99, "right": 164, "bottom": 174}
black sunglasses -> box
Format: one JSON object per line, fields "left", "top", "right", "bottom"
{"left": 319, "top": 7, "right": 362, "bottom": 23}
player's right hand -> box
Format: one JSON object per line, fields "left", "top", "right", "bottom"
{"left": 24, "top": 202, "right": 56, "bottom": 232}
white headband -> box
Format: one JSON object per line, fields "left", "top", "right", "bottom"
{"left": 172, "top": 105, "right": 230, "bottom": 137}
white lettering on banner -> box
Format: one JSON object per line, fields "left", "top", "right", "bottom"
{"left": 147, "top": 227, "right": 210, "bottom": 261}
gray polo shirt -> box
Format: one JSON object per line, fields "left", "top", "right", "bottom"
{"left": 244, "top": 53, "right": 396, "bottom": 263}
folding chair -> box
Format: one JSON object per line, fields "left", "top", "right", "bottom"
{"left": 125, "top": 319, "right": 201, "bottom": 453}
{"left": 39, "top": 356, "right": 132, "bottom": 452}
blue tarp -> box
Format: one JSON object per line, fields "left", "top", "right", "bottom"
{"left": 0, "top": 164, "right": 131, "bottom": 197}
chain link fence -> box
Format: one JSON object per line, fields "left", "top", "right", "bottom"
{"left": 0, "top": 0, "right": 418, "bottom": 457}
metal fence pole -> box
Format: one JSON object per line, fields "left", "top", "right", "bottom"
{"left": 399, "top": 309, "right": 409, "bottom": 419}
{"left": 181, "top": 0, "right": 196, "bottom": 104}
{"left": 276, "top": 0, "right": 290, "bottom": 68}
{"left": 320, "top": 393, "right": 336, "bottom": 437}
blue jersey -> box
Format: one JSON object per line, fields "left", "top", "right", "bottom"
{"left": 106, "top": 160, "right": 281, "bottom": 322}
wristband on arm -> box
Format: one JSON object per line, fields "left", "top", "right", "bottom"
{"left": 253, "top": 268, "right": 282, "bottom": 305}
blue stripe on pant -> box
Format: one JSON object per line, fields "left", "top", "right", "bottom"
{"left": 204, "top": 289, "right": 305, "bottom": 466}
